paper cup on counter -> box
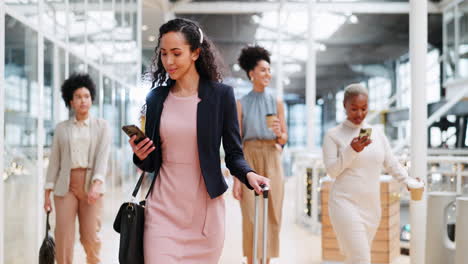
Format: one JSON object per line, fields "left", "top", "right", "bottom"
{"left": 407, "top": 178, "right": 424, "bottom": 201}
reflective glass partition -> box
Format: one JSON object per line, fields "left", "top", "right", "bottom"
{"left": 44, "top": 39, "right": 54, "bottom": 147}
{"left": 113, "top": 82, "right": 124, "bottom": 184}
{"left": 114, "top": 82, "right": 123, "bottom": 148}
{"left": 459, "top": 2, "right": 468, "bottom": 78}
{"left": 4, "top": 15, "right": 39, "bottom": 264}
{"left": 368, "top": 77, "right": 391, "bottom": 111}
{"left": 88, "top": 66, "right": 101, "bottom": 117}
{"left": 58, "top": 47, "right": 67, "bottom": 85}
{"left": 69, "top": 53, "right": 86, "bottom": 74}
{"left": 45, "top": 0, "right": 67, "bottom": 40}
{"left": 2, "top": 0, "right": 142, "bottom": 260}
{"left": 102, "top": 0, "right": 117, "bottom": 72}
{"left": 69, "top": 0, "right": 86, "bottom": 56}
{"left": 87, "top": 0, "right": 103, "bottom": 63}
{"left": 443, "top": 1, "right": 468, "bottom": 82}
{"left": 288, "top": 104, "right": 307, "bottom": 147}
{"left": 103, "top": 76, "right": 114, "bottom": 123}
{"left": 5, "top": 0, "right": 38, "bottom": 25}
{"left": 444, "top": 7, "right": 456, "bottom": 82}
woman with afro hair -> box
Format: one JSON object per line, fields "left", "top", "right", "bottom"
{"left": 233, "top": 45, "right": 288, "bottom": 264}
{"left": 44, "top": 73, "right": 111, "bottom": 264}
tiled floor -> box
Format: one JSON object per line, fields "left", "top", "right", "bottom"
{"left": 73, "top": 177, "right": 410, "bottom": 264}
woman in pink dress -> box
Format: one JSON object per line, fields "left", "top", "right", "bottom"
{"left": 129, "top": 18, "right": 270, "bottom": 264}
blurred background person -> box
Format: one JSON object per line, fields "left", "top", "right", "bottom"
{"left": 233, "top": 45, "right": 288, "bottom": 264}
{"left": 322, "top": 83, "right": 419, "bottom": 264}
{"left": 44, "top": 73, "right": 111, "bottom": 264}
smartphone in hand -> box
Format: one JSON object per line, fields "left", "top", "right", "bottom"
{"left": 122, "top": 125, "right": 146, "bottom": 144}
{"left": 359, "top": 128, "right": 372, "bottom": 139}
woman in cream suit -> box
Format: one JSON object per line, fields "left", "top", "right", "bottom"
{"left": 322, "top": 83, "right": 415, "bottom": 264}
{"left": 44, "top": 73, "right": 111, "bottom": 264}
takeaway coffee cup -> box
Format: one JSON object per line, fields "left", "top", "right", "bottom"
{"left": 265, "top": 114, "right": 277, "bottom": 129}
{"left": 407, "top": 178, "right": 424, "bottom": 201}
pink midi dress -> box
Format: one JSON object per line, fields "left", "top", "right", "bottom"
{"left": 143, "top": 92, "right": 225, "bottom": 264}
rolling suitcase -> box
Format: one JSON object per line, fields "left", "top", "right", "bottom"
{"left": 253, "top": 184, "right": 270, "bottom": 264}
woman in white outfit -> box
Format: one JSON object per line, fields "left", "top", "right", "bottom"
{"left": 322, "top": 84, "right": 415, "bottom": 264}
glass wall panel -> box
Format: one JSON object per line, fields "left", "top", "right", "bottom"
{"left": 398, "top": 49, "right": 440, "bottom": 108}
{"left": 335, "top": 90, "right": 345, "bottom": 122}
{"left": 69, "top": 53, "right": 86, "bottom": 74}
{"left": 427, "top": 49, "right": 441, "bottom": 104}
{"left": 42, "top": 0, "right": 67, "bottom": 39}
{"left": 44, "top": 39, "right": 54, "bottom": 147}
{"left": 114, "top": 83, "right": 122, "bottom": 147}
{"left": 102, "top": 0, "right": 117, "bottom": 71}
{"left": 444, "top": 8, "right": 456, "bottom": 82}
{"left": 111, "top": 0, "right": 138, "bottom": 85}
{"left": 288, "top": 104, "right": 307, "bottom": 147}
{"left": 103, "top": 76, "right": 113, "bottom": 123}
{"left": 4, "top": 15, "right": 39, "bottom": 264}
{"left": 59, "top": 48, "right": 67, "bottom": 84}
{"left": 55, "top": 47, "right": 69, "bottom": 122}
{"left": 88, "top": 66, "right": 101, "bottom": 117}
{"left": 69, "top": 0, "right": 86, "bottom": 55}
{"left": 459, "top": 2, "right": 468, "bottom": 78}
{"left": 87, "top": 0, "right": 102, "bottom": 63}
{"left": 368, "top": 77, "right": 391, "bottom": 111}
{"left": 5, "top": 0, "right": 38, "bottom": 24}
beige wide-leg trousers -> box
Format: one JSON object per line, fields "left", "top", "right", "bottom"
{"left": 54, "top": 168, "right": 103, "bottom": 264}
{"left": 240, "top": 140, "right": 285, "bottom": 259}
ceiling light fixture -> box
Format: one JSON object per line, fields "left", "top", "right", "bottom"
{"left": 142, "top": 25, "right": 148, "bottom": 31}
{"left": 148, "top": 35, "right": 156, "bottom": 42}
{"left": 316, "top": 43, "right": 327, "bottom": 52}
{"left": 251, "top": 14, "right": 261, "bottom": 24}
{"left": 349, "top": 15, "right": 359, "bottom": 24}
{"left": 233, "top": 64, "right": 241, "bottom": 72}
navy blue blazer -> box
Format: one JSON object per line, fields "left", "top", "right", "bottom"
{"left": 134, "top": 79, "right": 254, "bottom": 198}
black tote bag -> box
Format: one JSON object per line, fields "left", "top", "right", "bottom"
{"left": 39, "top": 212, "right": 55, "bottom": 264}
{"left": 113, "top": 172, "right": 149, "bottom": 264}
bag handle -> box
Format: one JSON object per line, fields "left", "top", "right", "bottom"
{"left": 131, "top": 171, "right": 153, "bottom": 202}
{"left": 131, "top": 171, "right": 146, "bottom": 199}
{"left": 44, "top": 211, "right": 51, "bottom": 237}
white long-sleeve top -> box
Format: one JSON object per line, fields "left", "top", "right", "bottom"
{"left": 322, "top": 119, "right": 409, "bottom": 227}
{"left": 70, "top": 117, "right": 91, "bottom": 169}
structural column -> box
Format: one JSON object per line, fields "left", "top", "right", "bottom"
{"left": 306, "top": 0, "right": 316, "bottom": 149}
{"left": 275, "top": 0, "right": 285, "bottom": 99}
{"left": 0, "top": 0, "right": 6, "bottom": 260}
{"left": 37, "top": 0, "right": 45, "bottom": 255}
{"left": 65, "top": 0, "right": 70, "bottom": 77}
{"left": 409, "top": 1, "right": 428, "bottom": 264}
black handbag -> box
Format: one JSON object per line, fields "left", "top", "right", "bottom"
{"left": 113, "top": 172, "right": 149, "bottom": 264}
{"left": 39, "top": 211, "right": 55, "bottom": 264}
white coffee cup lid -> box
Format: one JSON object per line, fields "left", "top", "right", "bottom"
{"left": 407, "top": 178, "right": 424, "bottom": 188}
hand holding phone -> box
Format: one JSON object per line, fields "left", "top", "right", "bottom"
{"left": 123, "top": 125, "right": 155, "bottom": 160}
{"left": 359, "top": 128, "right": 372, "bottom": 139}
{"left": 122, "top": 125, "right": 146, "bottom": 144}
{"left": 351, "top": 128, "right": 373, "bottom": 152}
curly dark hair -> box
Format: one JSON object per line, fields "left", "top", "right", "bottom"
{"left": 61, "top": 73, "right": 96, "bottom": 109}
{"left": 150, "top": 18, "right": 223, "bottom": 87}
{"left": 238, "top": 45, "right": 271, "bottom": 80}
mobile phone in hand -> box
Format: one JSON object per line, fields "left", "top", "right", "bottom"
{"left": 359, "top": 128, "right": 372, "bottom": 139}
{"left": 122, "top": 125, "right": 146, "bottom": 144}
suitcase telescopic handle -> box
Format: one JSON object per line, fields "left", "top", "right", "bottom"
{"left": 255, "top": 184, "right": 269, "bottom": 198}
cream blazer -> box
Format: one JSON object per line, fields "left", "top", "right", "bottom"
{"left": 45, "top": 117, "right": 111, "bottom": 196}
